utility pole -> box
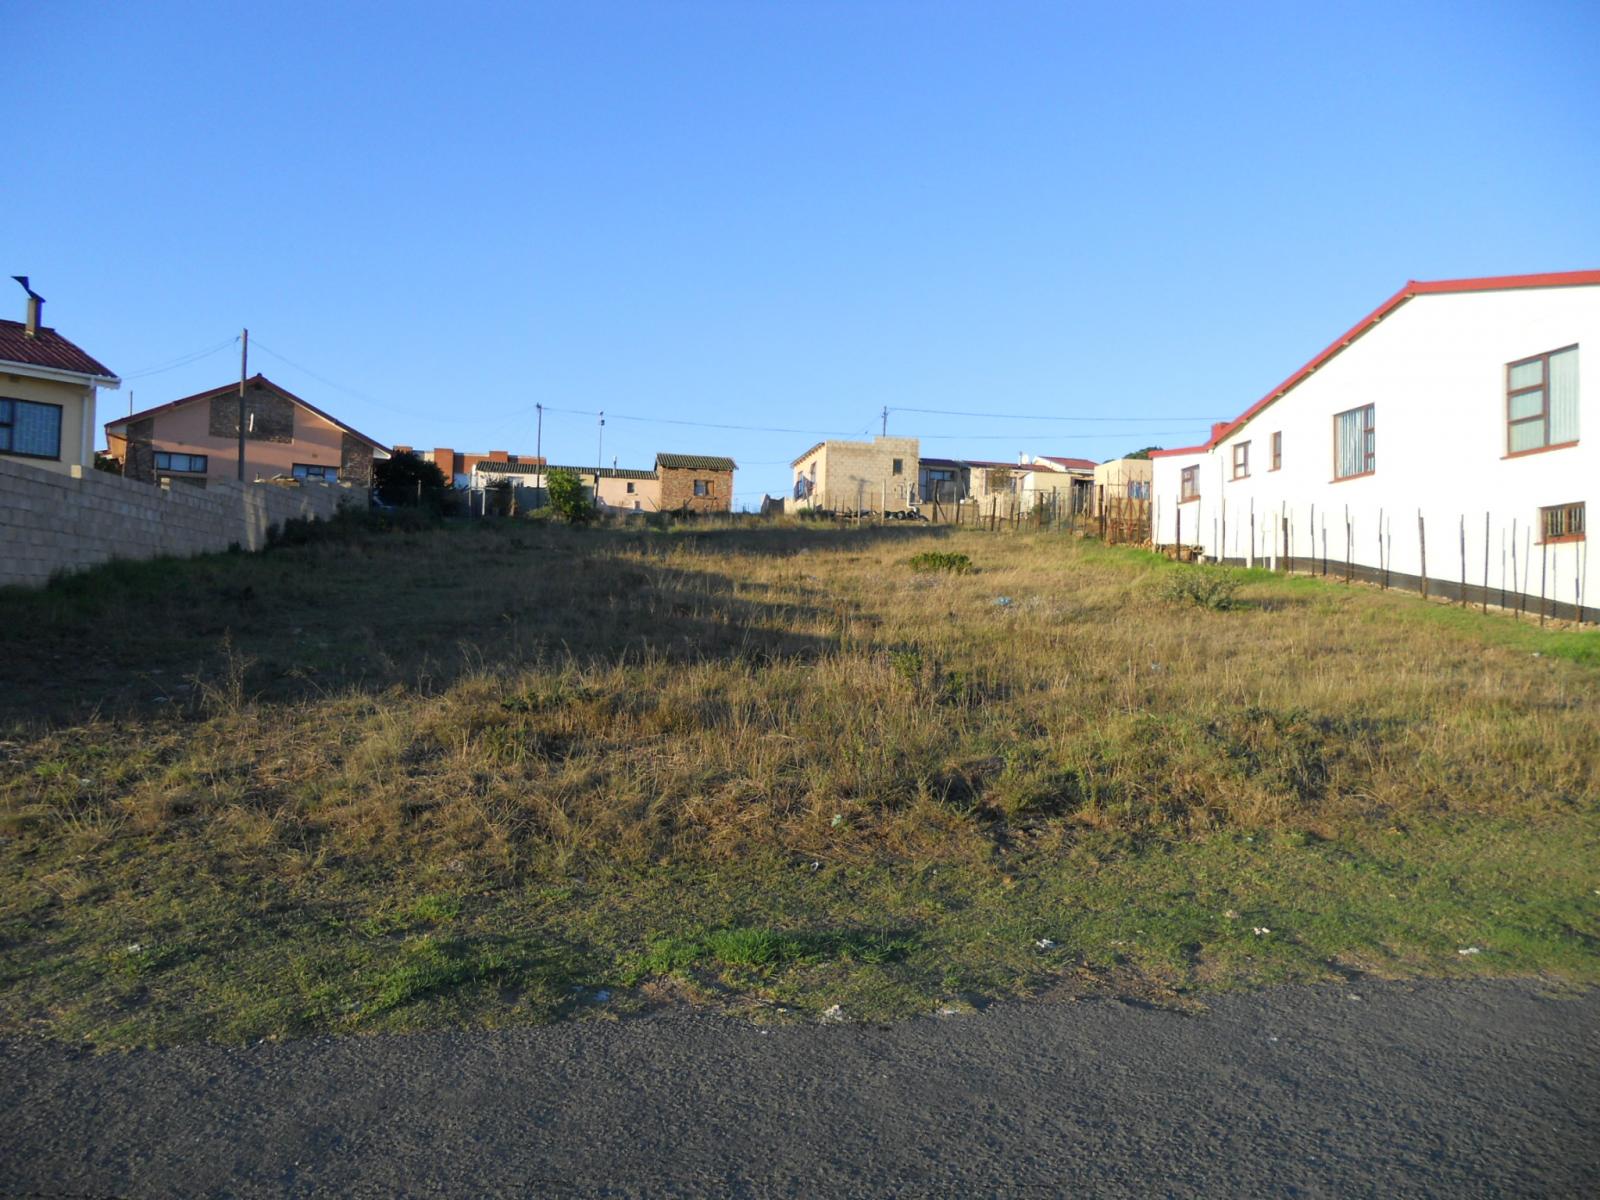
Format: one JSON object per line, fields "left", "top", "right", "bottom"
{"left": 237, "top": 328, "right": 248, "bottom": 481}
{"left": 881, "top": 405, "right": 888, "bottom": 436}
{"left": 597, "top": 410, "right": 605, "bottom": 471}
{"left": 536, "top": 403, "right": 543, "bottom": 463}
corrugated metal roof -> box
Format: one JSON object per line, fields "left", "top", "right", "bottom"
{"left": 476, "top": 461, "right": 658, "bottom": 481}
{"left": 0, "top": 319, "right": 118, "bottom": 382}
{"left": 655, "top": 453, "right": 736, "bottom": 471}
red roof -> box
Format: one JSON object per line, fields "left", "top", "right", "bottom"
{"left": 1150, "top": 269, "right": 1600, "bottom": 458}
{"left": 1039, "top": 456, "right": 1097, "bottom": 471}
{"left": 105, "top": 373, "right": 390, "bottom": 453}
{"left": 0, "top": 319, "right": 117, "bottom": 381}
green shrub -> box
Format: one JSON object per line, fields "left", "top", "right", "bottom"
{"left": 1158, "top": 566, "right": 1242, "bottom": 610}
{"left": 909, "top": 551, "right": 973, "bottom": 575}
{"left": 546, "top": 468, "right": 594, "bottom": 524}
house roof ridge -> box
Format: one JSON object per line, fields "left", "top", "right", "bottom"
{"left": 105, "top": 373, "right": 390, "bottom": 454}
{"left": 1175, "top": 269, "right": 1600, "bottom": 455}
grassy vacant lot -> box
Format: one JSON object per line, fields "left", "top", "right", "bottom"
{"left": 2, "top": 514, "right": 1596, "bottom": 1047}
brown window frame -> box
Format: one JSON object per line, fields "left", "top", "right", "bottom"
{"left": 1270, "top": 431, "right": 1282, "bottom": 471}
{"left": 693, "top": 479, "right": 710, "bottom": 497}
{"left": 1332, "top": 403, "right": 1375, "bottom": 481}
{"left": 1231, "top": 441, "right": 1250, "bottom": 480}
{"left": 1539, "top": 501, "right": 1585, "bottom": 544}
{"left": 891, "top": 457, "right": 903, "bottom": 476}
{"left": 1505, "top": 345, "right": 1578, "bottom": 458}
{"left": 1179, "top": 465, "right": 1199, "bottom": 503}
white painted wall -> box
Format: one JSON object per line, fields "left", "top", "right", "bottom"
{"left": 1152, "top": 284, "right": 1598, "bottom": 613}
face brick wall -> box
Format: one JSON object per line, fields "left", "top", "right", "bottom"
{"left": 657, "top": 466, "right": 733, "bottom": 512}
{"left": 208, "top": 383, "right": 295, "bottom": 443}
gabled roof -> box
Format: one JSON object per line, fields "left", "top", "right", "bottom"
{"left": 1038, "top": 455, "right": 1097, "bottom": 471}
{"left": 0, "top": 319, "right": 118, "bottom": 383}
{"left": 105, "top": 373, "right": 390, "bottom": 454}
{"left": 656, "top": 453, "right": 737, "bottom": 472}
{"left": 1151, "top": 269, "right": 1600, "bottom": 459}
{"left": 476, "top": 461, "right": 658, "bottom": 481}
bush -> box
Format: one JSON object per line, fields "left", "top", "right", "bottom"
{"left": 546, "top": 468, "right": 593, "bottom": 524}
{"left": 373, "top": 451, "right": 448, "bottom": 509}
{"left": 909, "top": 551, "right": 973, "bottom": 575}
{"left": 1158, "top": 566, "right": 1242, "bottom": 610}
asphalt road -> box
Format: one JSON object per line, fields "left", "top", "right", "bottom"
{"left": 2, "top": 979, "right": 1596, "bottom": 1198}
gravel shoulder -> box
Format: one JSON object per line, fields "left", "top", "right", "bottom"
{"left": 3, "top": 979, "right": 1597, "bottom": 1199}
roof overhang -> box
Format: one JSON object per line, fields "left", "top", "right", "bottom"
{"left": 0, "top": 359, "right": 120, "bottom": 389}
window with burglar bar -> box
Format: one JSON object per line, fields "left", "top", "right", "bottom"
{"left": 1540, "top": 502, "right": 1585, "bottom": 544}
{"left": 1333, "top": 404, "right": 1375, "bottom": 479}
{"left": 1506, "top": 346, "right": 1578, "bottom": 455}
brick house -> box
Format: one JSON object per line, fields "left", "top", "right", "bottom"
{"left": 105, "top": 374, "right": 390, "bottom": 488}
{"left": 2, "top": 278, "right": 120, "bottom": 475}
{"left": 655, "top": 453, "right": 736, "bottom": 512}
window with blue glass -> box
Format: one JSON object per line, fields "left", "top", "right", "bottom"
{"left": 0, "top": 397, "right": 63, "bottom": 459}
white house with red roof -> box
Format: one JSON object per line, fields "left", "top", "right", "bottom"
{"left": 1151, "top": 270, "right": 1597, "bottom": 618}
{"left": 0, "top": 278, "right": 120, "bottom": 475}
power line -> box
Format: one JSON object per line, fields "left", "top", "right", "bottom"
{"left": 122, "top": 335, "right": 239, "bottom": 379}
{"left": 890, "top": 405, "right": 1222, "bottom": 422}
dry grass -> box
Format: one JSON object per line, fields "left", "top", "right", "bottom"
{"left": 1, "top": 517, "right": 1596, "bottom": 1044}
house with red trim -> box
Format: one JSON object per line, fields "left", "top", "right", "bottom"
{"left": 1151, "top": 271, "right": 1596, "bottom": 617}
{"left": 105, "top": 374, "right": 391, "bottom": 488}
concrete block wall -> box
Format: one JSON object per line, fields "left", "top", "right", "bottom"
{"left": 0, "top": 456, "right": 353, "bottom": 589}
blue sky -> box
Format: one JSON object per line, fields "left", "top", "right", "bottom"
{"left": 11, "top": 1, "right": 1599, "bottom": 504}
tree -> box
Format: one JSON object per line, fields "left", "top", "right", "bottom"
{"left": 545, "top": 467, "right": 593, "bottom": 523}
{"left": 1123, "top": 446, "right": 1161, "bottom": 460}
{"left": 373, "top": 450, "right": 446, "bottom": 507}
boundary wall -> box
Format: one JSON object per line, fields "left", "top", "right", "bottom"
{"left": 1, "top": 456, "right": 353, "bottom": 589}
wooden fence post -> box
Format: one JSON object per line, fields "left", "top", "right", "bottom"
{"left": 1418, "top": 511, "right": 1428, "bottom": 600}
{"left": 1459, "top": 514, "right": 1467, "bottom": 607}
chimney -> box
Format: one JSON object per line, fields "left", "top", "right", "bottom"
{"left": 1210, "top": 422, "right": 1230, "bottom": 443}
{"left": 11, "top": 276, "right": 43, "bottom": 337}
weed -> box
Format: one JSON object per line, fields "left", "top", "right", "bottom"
{"left": 909, "top": 551, "right": 974, "bottom": 575}
{"left": 1157, "top": 566, "right": 1242, "bottom": 610}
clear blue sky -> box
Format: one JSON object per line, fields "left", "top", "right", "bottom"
{"left": 11, "top": 1, "right": 1598, "bottom": 505}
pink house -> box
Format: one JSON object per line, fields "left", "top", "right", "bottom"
{"left": 105, "top": 374, "right": 390, "bottom": 488}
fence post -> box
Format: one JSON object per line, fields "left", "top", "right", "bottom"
{"left": 1482, "top": 513, "right": 1490, "bottom": 614}
{"left": 1248, "top": 502, "right": 1255, "bottom": 569}
{"left": 1539, "top": 541, "right": 1548, "bottom": 626}
{"left": 1281, "top": 515, "right": 1289, "bottom": 573}
{"left": 1418, "top": 511, "right": 1428, "bottom": 600}
{"left": 1459, "top": 515, "right": 1467, "bottom": 607}
{"left": 1176, "top": 504, "right": 1182, "bottom": 559}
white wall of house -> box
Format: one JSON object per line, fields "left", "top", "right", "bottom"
{"left": 1152, "top": 282, "right": 1597, "bottom": 613}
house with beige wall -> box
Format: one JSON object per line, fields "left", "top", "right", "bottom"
{"left": 791, "top": 435, "right": 918, "bottom": 513}
{"left": 105, "top": 374, "right": 390, "bottom": 488}
{"left": 1092, "top": 456, "right": 1153, "bottom": 515}
{"left": 1, "top": 278, "right": 120, "bottom": 475}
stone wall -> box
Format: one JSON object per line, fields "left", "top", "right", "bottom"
{"left": 0, "top": 455, "right": 354, "bottom": 589}
{"left": 657, "top": 466, "right": 733, "bottom": 512}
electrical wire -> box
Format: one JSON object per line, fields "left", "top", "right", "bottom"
{"left": 889, "top": 405, "right": 1222, "bottom": 422}
{"left": 121, "top": 335, "right": 239, "bottom": 379}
